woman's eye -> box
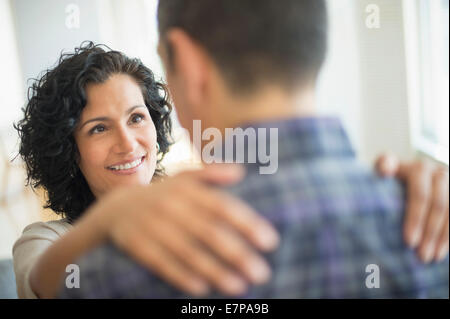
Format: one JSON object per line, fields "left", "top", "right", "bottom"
{"left": 89, "top": 125, "right": 105, "bottom": 135}
{"left": 130, "top": 113, "right": 145, "bottom": 124}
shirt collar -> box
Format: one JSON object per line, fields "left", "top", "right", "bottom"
{"left": 235, "top": 116, "right": 356, "bottom": 163}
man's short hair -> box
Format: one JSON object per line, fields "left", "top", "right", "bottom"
{"left": 157, "top": 0, "right": 328, "bottom": 93}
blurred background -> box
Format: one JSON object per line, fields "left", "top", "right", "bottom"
{"left": 0, "top": 0, "right": 448, "bottom": 259}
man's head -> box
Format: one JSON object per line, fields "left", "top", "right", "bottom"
{"left": 157, "top": 0, "right": 328, "bottom": 135}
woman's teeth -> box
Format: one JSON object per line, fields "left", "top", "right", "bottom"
{"left": 109, "top": 157, "right": 143, "bottom": 171}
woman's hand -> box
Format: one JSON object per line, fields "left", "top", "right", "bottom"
{"left": 376, "top": 154, "right": 449, "bottom": 263}
{"left": 94, "top": 164, "right": 280, "bottom": 296}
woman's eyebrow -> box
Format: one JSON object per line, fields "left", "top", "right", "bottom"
{"left": 79, "top": 105, "right": 146, "bottom": 129}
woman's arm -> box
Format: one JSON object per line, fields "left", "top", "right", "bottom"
{"left": 27, "top": 164, "right": 279, "bottom": 298}
{"left": 29, "top": 204, "right": 107, "bottom": 298}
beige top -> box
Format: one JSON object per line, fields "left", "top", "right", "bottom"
{"left": 12, "top": 219, "right": 73, "bottom": 299}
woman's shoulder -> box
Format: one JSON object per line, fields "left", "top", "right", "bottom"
{"left": 12, "top": 218, "right": 73, "bottom": 299}
{"left": 13, "top": 218, "right": 73, "bottom": 257}
{"left": 19, "top": 218, "right": 73, "bottom": 240}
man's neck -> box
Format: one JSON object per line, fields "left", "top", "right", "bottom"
{"left": 209, "top": 85, "right": 317, "bottom": 133}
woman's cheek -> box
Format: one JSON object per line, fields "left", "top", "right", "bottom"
{"left": 81, "top": 141, "right": 109, "bottom": 174}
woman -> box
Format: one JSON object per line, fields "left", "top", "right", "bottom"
{"left": 13, "top": 42, "right": 279, "bottom": 298}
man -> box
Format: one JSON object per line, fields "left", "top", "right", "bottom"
{"left": 59, "top": 0, "right": 448, "bottom": 298}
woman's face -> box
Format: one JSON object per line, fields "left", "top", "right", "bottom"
{"left": 74, "top": 73, "right": 158, "bottom": 198}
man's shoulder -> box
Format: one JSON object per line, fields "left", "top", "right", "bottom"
{"left": 223, "top": 157, "right": 406, "bottom": 224}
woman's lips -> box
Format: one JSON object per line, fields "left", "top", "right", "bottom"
{"left": 107, "top": 156, "right": 146, "bottom": 175}
{"left": 108, "top": 155, "right": 146, "bottom": 167}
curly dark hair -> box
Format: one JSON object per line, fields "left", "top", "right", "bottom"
{"left": 14, "top": 41, "right": 173, "bottom": 223}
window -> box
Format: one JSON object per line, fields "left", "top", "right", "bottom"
{"left": 404, "top": 0, "right": 449, "bottom": 165}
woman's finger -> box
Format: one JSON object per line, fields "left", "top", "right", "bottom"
{"left": 399, "top": 161, "right": 433, "bottom": 248}
{"left": 434, "top": 211, "right": 449, "bottom": 262}
{"left": 417, "top": 169, "right": 449, "bottom": 263}
{"left": 179, "top": 179, "right": 280, "bottom": 251}
{"left": 156, "top": 195, "right": 272, "bottom": 284}
{"left": 374, "top": 153, "right": 399, "bottom": 177}
{"left": 119, "top": 225, "right": 211, "bottom": 296}
{"left": 178, "top": 163, "right": 246, "bottom": 185}
{"left": 142, "top": 215, "right": 249, "bottom": 296}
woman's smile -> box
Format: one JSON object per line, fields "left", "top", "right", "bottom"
{"left": 107, "top": 155, "right": 147, "bottom": 175}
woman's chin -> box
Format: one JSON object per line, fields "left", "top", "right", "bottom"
{"left": 113, "top": 170, "right": 153, "bottom": 184}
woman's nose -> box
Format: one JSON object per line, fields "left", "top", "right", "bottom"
{"left": 113, "top": 127, "right": 138, "bottom": 154}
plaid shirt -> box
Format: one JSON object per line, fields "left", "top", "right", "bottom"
{"left": 59, "top": 117, "right": 449, "bottom": 298}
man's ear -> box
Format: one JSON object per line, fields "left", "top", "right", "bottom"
{"left": 166, "top": 29, "right": 208, "bottom": 108}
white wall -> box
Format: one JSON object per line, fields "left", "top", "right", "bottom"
{"left": 96, "top": 0, "right": 164, "bottom": 81}
{"left": 11, "top": 0, "right": 102, "bottom": 92}
{"left": 318, "top": 0, "right": 414, "bottom": 165}
{"left": 317, "top": 0, "right": 363, "bottom": 160}
{"left": 0, "top": 0, "right": 24, "bottom": 130}
{"left": 355, "top": 0, "right": 413, "bottom": 163}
